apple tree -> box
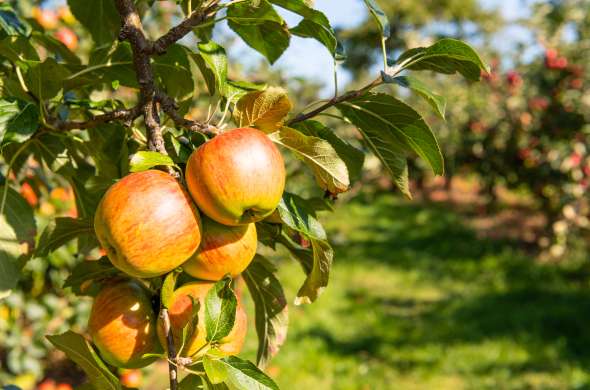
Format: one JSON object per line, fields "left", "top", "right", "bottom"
{"left": 0, "top": 0, "right": 487, "bottom": 388}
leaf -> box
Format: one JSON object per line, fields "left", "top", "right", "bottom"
{"left": 129, "top": 151, "right": 175, "bottom": 173}
{"left": 243, "top": 255, "right": 288, "bottom": 368}
{"left": 269, "top": 0, "right": 337, "bottom": 55}
{"left": 87, "top": 123, "right": 129, "bottom": 179}
{"left": 277, "top": 193, "right": 333, "bottom": 304}
{"left": 227, "top": 1, "right": 290, "bottom": 64}
{"left": 396, "top": 38, "right": 489, "bottom": 81}
{"left": 46, "top": 331, "right": 121, "bottom": 390}
{"left": 337, "top": 93, "right": 444, "bottom": 196}
{"left": 0, "top": 4, "right": 31, "bottom": 38}
{"left": 293, "top": 120, "right": 365, "bottom": 183}
{"left": 203, "top": 355, "right": 279, "bottom": 390}
{"left": 31, "top": 31, "right": 81, "bottom": 65}
{"left": 205, "top": 278, "right": 238, "bottom": 343}
{"left": 35, "top": 217, "right": 95, "bottom": 258}
{"left": 67, "top": 0, "right": 120, "bottom": 46}
{"left": 161, "top": 269, "right": 181, "bottom": 309}
{"left": 194, "top": 41, "right": 228, "bottom": 96}
{"left": 225, "top": 80, "right": 267, "bottom": 103}
{"left": 363, "top": 0, "right": 390, "bottom": 38}
{"left": 25, "top": 58, "right": 70, "bottom": 101}
{"left": 63, "top": 257, "right": 120, "bottom": 296}
{"left": 0, "top": 99, "right": 39, "bottom": 146}
{"left": 0, "top": 186, "right": 36, "bottom": 298}
{"left": 0, "top": 36, "right": 39, "bottom": 63}
{"left": 386, "top": 75, "right": 447, "bottom": 120}
{"left": 153, "top": 44, "right": 194, "bottom": 101}
{"left": 270, "top": 127, "right": 350, "bottom": 194}
{"left": 179, "top": 374, "right": 204, "bottom": 390}
{"left": 234, "top": 87, "right": 292, "bottom": 133}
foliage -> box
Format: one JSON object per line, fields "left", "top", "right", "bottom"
{"left": 0, "top": 0, "right": 486, "bottom": 388}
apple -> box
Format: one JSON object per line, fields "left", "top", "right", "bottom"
{"left": 185, "top": 127, "right": 285, "bottom": 226}
{"left": 157, "top": 282, "right": 247, "bottom": 357}
{"left": 88, "top": 280, "right": 160, "bottom": 368}
{"left": 38, "top": 379, "right": 56, "bottom": 390}
{"left": 182, "top": 217, "right": 257, "bottom": 281}
{"left": 94, "top": 170, "right": 202, "bottom": 278}
{"left": 120, "top": 369, "right": 142, "bottom": 388}
{"left": 54, "top": 28, "right": 78, "bottom": 50}
{"left": 32, "top": 7, "right": 58, "bottom": 30}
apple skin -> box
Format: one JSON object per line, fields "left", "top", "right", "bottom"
{"left": 54, "top": 27, "right": 78, "bottom": 50}
{"left": 157, "top": 282, "right": 247, "bottom": 358}
{"left": 94, "top": 170, "right": 202, "bottom": 278}
{"left": 88, "top": 280, "right": 161, "bottom": 368}
{"left": 182, "top": 216, "right": 257, "bottom": 281}
{"left": 185, "top": 127, "right": 285, "bottom": 226}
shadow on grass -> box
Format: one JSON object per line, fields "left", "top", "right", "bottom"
{"left": 303, "top": 194, "right": 590, "bottom": 379}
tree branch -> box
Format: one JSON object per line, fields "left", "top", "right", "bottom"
{"left": 53, "top": 106, "right": 142, "bottom": 131}
{"left": 150, "top": 0, "right": 221, "bottom": 55}
{"left": 156, "top": 92, "right": 218, "bottom": 136}
{"left": 160, "top": 308, "right": 178, "bottom": 390}
{"left": 287, "top": 76, "right": 384, "bottom": 126}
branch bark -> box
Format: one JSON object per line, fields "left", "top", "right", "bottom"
{"left": 156, "top": 92, "right": 218, "bottom": 136}
{"left": 160, "top": 308, "right": 178, "bottom": 390}
{"left": 53, "top": 106, "right": 142, "bottom": 131}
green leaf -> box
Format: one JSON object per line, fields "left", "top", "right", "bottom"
{"left": 68, "top": 170, "right": 114, "bottom": 220}
{"left": 0, "top": 99, "right": 39, "bottom": 146}
{"left": 87, "top": 123, "right": 129, "bottom": 179}
{"left": 0, "top": 36, "right": 39, "bottom": 63}
{"left": 337, "top": 93, "right": 444, "bottom": 195}
{"left": 0, "top": 4, "right": 31, "bottom": 38}
{"left": 225, "top": 80, "right": 267, "bottom": 103}
{"left": 0, "top": 186, "right": 36, "bottom": 298}
{"left": 46, "top": 331, "right": 121, "bottom": 390}
{"left": 129, "top": 151, "right": 175, "bottom": 173}
{"left": 386, "top": 75, "right": 447, "bottom": 120}
{"left": 35, "top": 217, "right": 95, "bottom": 258}
{"left": 363, "top": 0, "right": 390, "bottom": 38}
{"left": 396, "top": 38, "right": 489, "bottom": 81}
{"left": 234, "top": 87, "right": 292, "bottom": 133}
{"left": 205, "top": 278, "right": 238, "bottom": 343}
{"left": 25, "top": 58, "right": 70, "bottom": 101}
{"left": 203, "top": 355, "right": 279, "bottom": 390}
{"left": 153, "top": 44, "right": 194, "bottom": 101}
{"left": 31, "top": 31, "right": 81, "bottom": 65}
{"left": 293, "top": 120, "right": 364, "bottom": 182}
{"left": 269, "top": 0, "right": 337, "bottom": 55}
{"left": 243, "top": 255, "right": 288, "bottom": 368}
{"left": 63, "top": 257, "right": 120, "bottom": 296}
{"left": 67, "top": 0, "right": 120, "bottom": 46}
{"left": 227, "top": 1, "right": 290, "bottom": 64}
{"left": 277, "top": 193, "right": 333, "bottom": 304}
{"left": 271, "top": 127, "right": 350, "bottom": 194}
{"left": 195, "top": 41, "right": 228, "bottom": 96}
{"left": 161, "top": 269, "right": 181, "bottom": 309}
{"left": 179, "top": 374, "right": 204, "bottom": 390}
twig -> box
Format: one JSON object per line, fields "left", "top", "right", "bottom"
{"left": 150, "top": 0, "right": 221, "bottom": 55}
{"left": 53, "top": 106, "right": 142, "bottom": 131}
{"left": 287, "top": 76, "right": 384, "bottom": 126}
{"left": 156, "top": 92, "right": 219, "bottom": 136}
{"left": 160, "top": 308, "right": 178, "bottom": 390}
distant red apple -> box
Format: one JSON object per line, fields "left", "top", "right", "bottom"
{"left": 54, "top": 28, "right": 78, "bottom": 50}
{"left": 182, "top": 217, "right": 257, "bottom": 281}
{"left": 185, "top": 127, "right": 285, "bottom": 226}
{"left": 94, "top": 170, "right": 202, "bottom": 278}
{"left": 37, "top": 379, "right": 56, "bottom": 390}
{"left": 32, "top": 7, "right": 58, "bottom": 30}
{"left": 88, "top": 280, "right": 161, "bottom": 368}
{"left": 157, "top": 282, "right": 247, "bottom": 358}
{"left": 120, "top": 369, "right": 142, "bottom": 388}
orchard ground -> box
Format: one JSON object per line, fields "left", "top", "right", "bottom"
{"left": 137, "top": 180, "right": 590, "bottom": 390}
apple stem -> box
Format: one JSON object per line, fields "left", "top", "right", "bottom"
{"left": 160, "top": 307, "right": 178, "bottom": 390}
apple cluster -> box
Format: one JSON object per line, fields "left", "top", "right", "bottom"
{"left": 87, "top": 128, "right": 285, "bottom": 368}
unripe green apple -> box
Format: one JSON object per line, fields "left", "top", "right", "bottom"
{"left": 88, "top": 280, "right": 160, "bottom": 368}
{"left": 157, "top": 282, "right": 247, "bottom": 358}
{"left": 94, "top": 170, "right": 202, "bottom": 278}
{"left": 182, "top": 216, "right": 257, "bottom": 281}
{"left": 185, "top": 127, "right": 286, "bottom": 226}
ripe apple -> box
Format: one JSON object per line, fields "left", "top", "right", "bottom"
{"left": 157, "top": 282, "right": 247, "bottom": 358}
{"left": 94, "top": 170, "right": 202, "bottom": 278}
{"left": 182, "top": 217, "right": 257, "bottom": 281}
{"left": 54, "top": 28, "right": 78, "bottom": 50}
{"left": 120, "top": 369, "right": 142, "bottom": 388}
{"left": 185, "top": 127, "right": 285, "bottom": 226}
{"left": 32, "top": 7, "right": 58, "bottom": 30}
{"left": 88, "top": 280, "right": 161, "bottom": 368}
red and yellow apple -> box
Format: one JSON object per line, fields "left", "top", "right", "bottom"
{"left": 182, "top": 217, "right": 257, "bottom": 281}
{"left": 88, "top": 280, "right": 160, "bottom": 368}
{"left": 54, "top": 27, "right": 78, "bottom": 50}
{"left": 32, "top": 7, "right": 58, "bottom": 30}
{"left": 94, "top": 170, "right": 202, "bottom": 278}
{"left": 185, "top": 127, "right": 285, "bottom": 226}
{"left": 157, "top": 282, "right": 247, "bottom": 358}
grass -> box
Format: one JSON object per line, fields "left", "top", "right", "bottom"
{"left": 237, "top": 194, "right": 590, "bottom": 390}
